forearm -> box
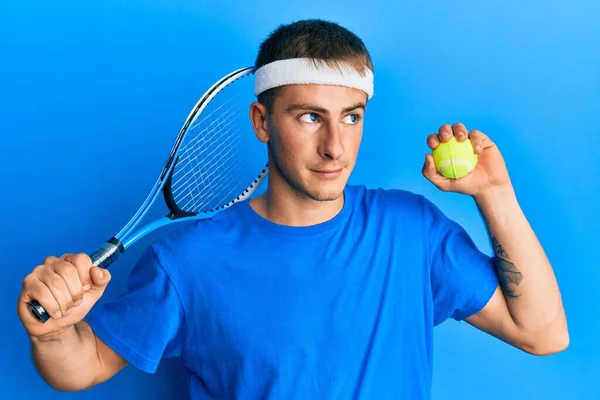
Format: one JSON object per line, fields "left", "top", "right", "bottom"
{"left": 30, "top": 321, "right": 103, "bottom": 391}
{"left": 474, "top": 185, "right": 567, "bottom": 336}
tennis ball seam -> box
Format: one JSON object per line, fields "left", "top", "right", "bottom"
{"left": 438, "top": 159, "right": 475, "bottom": 176}
{"left": 432, "top": 137, "right": 478, "bottom": 179}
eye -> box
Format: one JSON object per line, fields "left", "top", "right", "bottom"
{"left": 299, "top": 113, "right": 319, "bottom": 123}
{"left": 342, "top": 114, "right": 360, "bottom": 124}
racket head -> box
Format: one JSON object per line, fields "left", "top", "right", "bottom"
{"left": 27, "top": 67, "right": 270, "bottom": 324}
{"left": 162, "top": 67, "right": 269, "bottom": 218}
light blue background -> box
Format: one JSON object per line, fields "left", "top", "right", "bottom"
{"left": 1, "top": 0, "right": 598, "bottom": 398}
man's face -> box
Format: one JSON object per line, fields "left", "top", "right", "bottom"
{"left": 263, "top": 84, "right": 366, "bottom": 202}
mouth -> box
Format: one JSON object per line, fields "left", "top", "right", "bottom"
{"left": 311, "top": 168, "right": 344, "bottom": 180}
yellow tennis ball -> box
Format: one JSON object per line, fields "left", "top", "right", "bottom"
{"left": 432, "top": 136, "right": 478, "bottom": 179}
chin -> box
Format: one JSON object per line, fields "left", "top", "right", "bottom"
{"left": 303, "top": 181, "right": 346, "bottom": 202}
{"left": 307, "top": 190, "right": 343, "bottom": 202}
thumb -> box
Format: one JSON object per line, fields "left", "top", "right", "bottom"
{"left": 89, "top": 266, "right": 111, "bottom": 290}
{"left": 422, "top": 153, "right": 436, "bottom": 176}
{"left": 422, "top": 153, "right": 451, "bottom": 191}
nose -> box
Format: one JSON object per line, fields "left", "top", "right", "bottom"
{"left": 318, "top": 122, "right": 345, "bottom": 160}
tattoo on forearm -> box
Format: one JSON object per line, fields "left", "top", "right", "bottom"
{"left": 492, "top": 237, "right": 523, "bottom": 298}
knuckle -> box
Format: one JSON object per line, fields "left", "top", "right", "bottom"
{"left": 72, "top": 291, "right": 84, "bottom": 302}
{"left": 22, "top": 273, "right": 37, "bottom": 289}
{"left": 43, "top": 255, "right": 57, "bottom": 264}
{"left": 45, "top": 274, "right": 66, "bottom": 292}
{"left": 54, "top": 293, "right": 72, "bottom": 310}
{"left": 70, "top": 282, "right": 83, "bottom": 300}
{"left": 70, "top": 282, "right": 84, "bottom": 298}
{"left": 55, "top": 260, "right": 78, "bottom": 277}
{"left": 37, "top": 265, "right": 55, "bottom": 281}
{"left": 52, "top": 261, "right": 69, "bottom": 273}
{"left": 71, "top": 253, "right": 91, "bottom": 266}
{"left": 32, "top": 265, "right": 45, "bottom": 275}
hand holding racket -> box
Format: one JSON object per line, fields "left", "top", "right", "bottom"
{"left": 18, "top": 66, "right": 268, "bottom": 329}
{"left": 17, "top": 254, "right": 111, "bottom": 338}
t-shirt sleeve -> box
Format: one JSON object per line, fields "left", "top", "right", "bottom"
{"left": 422, "top": 197, "right": 499, "bottom": 326}
{"left": 86, "top": 244, "right": 186, "bottom": 373}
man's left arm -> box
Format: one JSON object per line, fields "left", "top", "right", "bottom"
{"left": 467, "top": 184, "right": 569, "bottom": 355}
{"left": 423, "top": 122, "right": 569, "bottom": 356}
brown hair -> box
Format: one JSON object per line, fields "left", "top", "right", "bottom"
{"left": 254, "top": 19, "right": 374, "bottom": 110}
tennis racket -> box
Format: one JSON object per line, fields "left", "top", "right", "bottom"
{"left": 28, "top": 66, "right": 269, "bottom": 323}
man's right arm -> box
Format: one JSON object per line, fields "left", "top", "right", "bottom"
{"left": 30, "top": 321, "right": 127, "bottom": 391}
{"left": 18, "top": 253, "right": 126, "bottom": 391}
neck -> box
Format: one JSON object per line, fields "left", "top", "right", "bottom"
{"left": 249, "top": 184, "right": 345, "bottom": 227}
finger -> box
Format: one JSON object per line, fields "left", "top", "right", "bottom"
{"left": 437, "top": 124, "right": 453, "bottom": 142}
{"left": 468, "top": 129, "right": 495, "bottom": 154}
{"left": 63, "top": 253, "right": 93, "bottom": 291}
{"left": 89, "top": 267, "right": 111, "bottom": 290}
{"left": 37, "top": 268, "right": 74, "bottom": 316}
{"left": 422, "top": 154, "right": 451, "bottom": 191}
{"left": 452, "top": 122, "right": 469, "bottom": 142}
{"left": 52, "top": 260, "right": 84, "bottom": 306}
{"left": 426, "top": 133, "right": 440, "bottom": 150}
{"left": 21, "top": 274, "right": 62, "bottom": 319}
{"left": 42, "top": 255, "right": 59, "bottom": 265}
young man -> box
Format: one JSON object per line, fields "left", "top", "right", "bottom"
{"left": 18, "top": 19, "right": 568, "bottom": 399}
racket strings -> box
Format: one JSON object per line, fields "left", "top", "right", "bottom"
{"left": 172, "top": 103, "right": 242, "bottom": 190}
{"left": 184, "top": 145, "right": 246, "bottom": 212}
{"left": 174, "top": 95, "right": 244, "bottom": 172}
{"left": 172, "top": 103, "right": 244, "bottom": 203}
{"left": 189, "top": 129, "right": 250, "bottom": 211}
{"left": 195, "top": 139, "right": 250, "bottom": 207}
{"left": 179, "top": 133, "right": 244, "bottom": 211}
{"left": 169, "top": 76, "right": 265, "bottom": 214}
{"left": 186, "top": 89, "right": 243, "bottom": 133}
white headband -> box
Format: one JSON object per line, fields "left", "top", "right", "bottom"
{"left": 254, "top": 58, "right": 374, "bottom": 99}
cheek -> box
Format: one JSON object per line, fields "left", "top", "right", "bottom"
{"left": 342, "top": 128, "right": 363, "bottom": 156}
{"left": 270, "top": 120, "right": 312, "bottom": 164}
{"left": 272, "top": 141, "right": 298, "bottom": 169}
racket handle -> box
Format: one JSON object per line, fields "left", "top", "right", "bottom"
{"left": 27, "top": 238, "right": 124, "bottom": 323}
{"left": 89, "top": 238, "right": 124, "bottom": 269}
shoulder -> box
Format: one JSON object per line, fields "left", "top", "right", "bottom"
{"left": 146, "top": 205, "right": 244, "bottom": 268}
{"left": 346, "top": 184, "right": 429, "bottom": 214}
{"left": 345, "top": 185, "right": 453, "bottom": 233}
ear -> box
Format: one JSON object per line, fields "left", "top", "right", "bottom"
{"left": 249, "top": 102, "right": 269, "bottom": 143}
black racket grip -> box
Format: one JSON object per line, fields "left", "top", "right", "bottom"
{"left": 27, "top": 238, "right": 124, "bottom": 323}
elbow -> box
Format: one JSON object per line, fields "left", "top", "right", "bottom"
{"left": 526, "top": 332, "right": 569, "bottom": 356}
{"left": 35, "top": 366, "right": 100, "bottom": 393}
{"left": 520, "top": 321, "right": 570, "bottom": 356}
{"left": 34, "top": 368, "right": 96, "bottom": 393}
{"left": 43, "top": 378, "right": 98, "bottom": 393}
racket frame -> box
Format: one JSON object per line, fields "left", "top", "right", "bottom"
{"left": 28, "top": 66, "right": 269, "bottom": 323}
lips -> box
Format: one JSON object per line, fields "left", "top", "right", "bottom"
{"left": 311, "top": 168, "right": 343, "bottom": 179}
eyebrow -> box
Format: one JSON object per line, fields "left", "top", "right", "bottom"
{"left": 285, "top": 102, "right": 366, "bottom": 114}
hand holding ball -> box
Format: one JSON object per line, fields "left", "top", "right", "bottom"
{"left": 432, "top": 136, "right": 478, "bottom": 179}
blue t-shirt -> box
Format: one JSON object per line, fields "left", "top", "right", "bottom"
{"left": 87, "top": 184, "right": 498, "bottom": 399}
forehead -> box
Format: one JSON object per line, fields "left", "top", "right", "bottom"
{"left": 274, "top": 84, "right": 368, "bottom": 111}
